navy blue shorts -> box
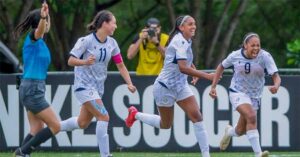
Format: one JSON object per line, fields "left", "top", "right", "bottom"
{"left": 19, "top": 79, "right": 49, "bottom": 114}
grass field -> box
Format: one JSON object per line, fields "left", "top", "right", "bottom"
{"left": 1, "top": 152, "right": 300, "bottom": 157}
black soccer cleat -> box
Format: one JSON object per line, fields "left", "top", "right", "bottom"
{"left": 13, "top": 148, "right": 31, "bottom": 157}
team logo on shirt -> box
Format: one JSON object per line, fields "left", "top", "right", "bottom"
{"left": 162, "top": 97, "right": 169, "bottom": 104}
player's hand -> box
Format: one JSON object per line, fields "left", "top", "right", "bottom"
{"left": 85, "top": 55, "right": 96, "bottom": 65}
{"left": 128, "top": 84, "right": 136, "bottom": 93}
{"left": 268, "top": 85, "right": 279, "bottom": 94}
{"left": 208, "top": 73, "right": 215, "bottom": 81}
{"left": 209, "top": 88, "right": 217, "bottom": 99}
{"left": 41, "top": 1, "right": 49, "bottom": 18}
{"left": 191, "top": 76, "right": 199, "bottom": 85}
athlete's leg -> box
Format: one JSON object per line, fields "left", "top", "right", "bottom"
{"left": 21, "top": 111, "right": 44, "bottom": 146}
{"left": 177, "top": 96, "right": 210, "bottom": 157}
{"left": 18, "top": 106, "right": 60, "bottom": 154}
{"left": 220, "top": 116, "right": 246, "bottom": 151}
{"left": 237, "top": 104, "right": 262, "bottom": 156}
{"left": 83, "top": 99, "right": 111, "bottom": 157}
{"left": 60, "top": 106, "right": 94, "bottom": 131}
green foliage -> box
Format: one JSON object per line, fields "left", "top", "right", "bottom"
{"left": 286, "top": 39, "right": 300, "bottom": 67}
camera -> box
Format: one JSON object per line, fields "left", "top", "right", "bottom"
{"left": 147, "top": 27, "right": 156, "bottom": 38}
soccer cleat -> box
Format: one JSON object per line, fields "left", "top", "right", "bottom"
{"left": 13, "top": 148, "right": 30, "bottom": 157}
{"left": 220, "top": 125, "right": 233, "bottom": 150}
{"left": 125, "top": 106, "right": 138, "bottom": 128}
{"left": 107, "top": 154, "right": 113, "bottom": 157}
{"left": 260, "top": 150, "right": 269, "bottom": 157}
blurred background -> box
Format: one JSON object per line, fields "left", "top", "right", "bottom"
{"left": 0, "top": 0, "right": 300, "bottom": 72}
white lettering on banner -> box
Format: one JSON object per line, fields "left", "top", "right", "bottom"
{"left": 112, "top": 84, "right": 141, "bottom": 147}
{"left": 0, "top": 83, "right": 292, "bottom": 149}
{"left": 143, "top": 85, "right": 170, "bottom": 148}
{"left": 261, "top": 86, "right": 290, "bottom": 147}
{"left": 173, "top": 86, "right": 199, "bottom": 147}
{"left": 202, "top": 85, "right": 230, "bottom": 147}
{"left": 0, "top": 85, "right": 19, "bottom": 146}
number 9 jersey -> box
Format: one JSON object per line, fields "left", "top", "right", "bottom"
{"left": 69, "top": 32, "right": 121, "bottom": 97}
{"left": 222, "top": 48, "right": 278, "bottom": 98}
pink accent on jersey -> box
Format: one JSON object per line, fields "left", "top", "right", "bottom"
{"left": 112, "top": 53, "right": 123, "bottom": 64}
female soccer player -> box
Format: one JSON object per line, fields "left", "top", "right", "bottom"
{"left": 209, "top": 32, "right": 281, "bottom": 157}
{"left": 59, "top": 10, "right": 136, "bottom": 157}
{"left": 13, "top": 1, "right": 61, "bottom": 157}
{"left": 125, "top": 15, "right": 213, "bottom": 157}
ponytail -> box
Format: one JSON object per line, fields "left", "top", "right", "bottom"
{"left": 166, "top": 15, "right": 190, "bottom": 46}
{"left": 14, "top": 9, "right": 41, "bottom": 39}
{"left": 87, "top": 10, "right": 113, "bottom": 32}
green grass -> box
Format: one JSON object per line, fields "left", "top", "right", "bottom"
{"left": 1, "top": 152, "right": 300, "bottom": 157}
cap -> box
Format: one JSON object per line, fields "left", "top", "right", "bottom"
{"left": 146, "top": 17, "right": 160, "bottom": 27}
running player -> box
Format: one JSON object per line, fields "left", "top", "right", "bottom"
{"left": 209, "top": 32, "right": 281, "bottom": 157}
{"left": 125, "top": 15, "right": 213, "bottom": 157}
{"left": 59, "top": 10, "right": 136, "bottom": 157}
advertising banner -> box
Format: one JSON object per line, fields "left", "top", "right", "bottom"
{"left": 0, "top": 73, "right": 299, "bottom": 152}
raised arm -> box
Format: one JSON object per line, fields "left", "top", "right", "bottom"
{"left": 127, "top": 29, "right": 148, "bottom": 60}
{"left": 34, "top": 2, "right": 49, "bottom": 39}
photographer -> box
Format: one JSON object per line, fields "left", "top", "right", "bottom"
{"left": 127, "top": 17, "right": 169, "bottom": 75}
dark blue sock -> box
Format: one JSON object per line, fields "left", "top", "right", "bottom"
{"left": 21, "top": 133, "right": 33, "bottom": 146}
{"left": 21, "top": 127, "right": 53, "bottom": 154}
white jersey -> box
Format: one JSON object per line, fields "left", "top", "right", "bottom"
{"left": 70, "top": 33, "right": 120, "bottom": 96}
{"left": 222, "top": 48, "right": 278, "bottom": 98}
{"left": 156, "top": 33, "right": 193, "bottom": 92}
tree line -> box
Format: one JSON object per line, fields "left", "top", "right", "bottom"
{"left": 1, "top": 0, "right": 299, "bottom": 71}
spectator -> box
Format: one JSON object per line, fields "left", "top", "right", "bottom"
{"left": 127, "top": 18, "right": 169, "bottom": 75}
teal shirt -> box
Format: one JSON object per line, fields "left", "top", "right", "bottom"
{"left": 22, "top": 34, "right": 51, "bottom": 80}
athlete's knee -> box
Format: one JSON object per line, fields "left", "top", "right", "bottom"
{"left": 246, "top": 112, "right": 257, "bottom": 124}
{"left": 235, "top": 127, "right": 246, "bottom": 136}
{"left": 49, "top": 121, "right": 61, "bottom": 134}
{"left": 78, "top": 120, "right": 91, "bottom": 129}
{"left": 30, "top": 122, "right": 44, "bottom": 134}
{"left": 96, "top": 114, "right": 110, "bottom": 122}
{"left": 188, "top": 111, "right": 203, "bottom": 123}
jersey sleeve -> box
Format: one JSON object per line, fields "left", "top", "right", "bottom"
{"left": 173, "top": 39, "right": 189, "bottom": 60}
{"left": 111, "top": 38, "right": 121, "bottom": 56}
{"left": 70, "top": 37, "right": 88, "bottom": 58}
{"left": 222, "top": 51, "right": 235, "bottom": 68}
{"left": 263, "top": 51, "right": 278, "bottom": 75}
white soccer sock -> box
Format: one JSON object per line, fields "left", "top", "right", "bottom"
{"left": 193, "top": 121, "right": 210, "bottom": 157}
{"left": 60, "top": 117, "right": 79, "bottom": 131}
{"left": 135, "top": 112, "right": 161, "bottom": 128}
{"left": 96, "top": 121, "right": 110, "bottom": 157}
{"left": 246, "top": 129, "right": 262, "bottom": 156}
{"left": 228, "top": 125, "right": 238, "bottom": 137}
